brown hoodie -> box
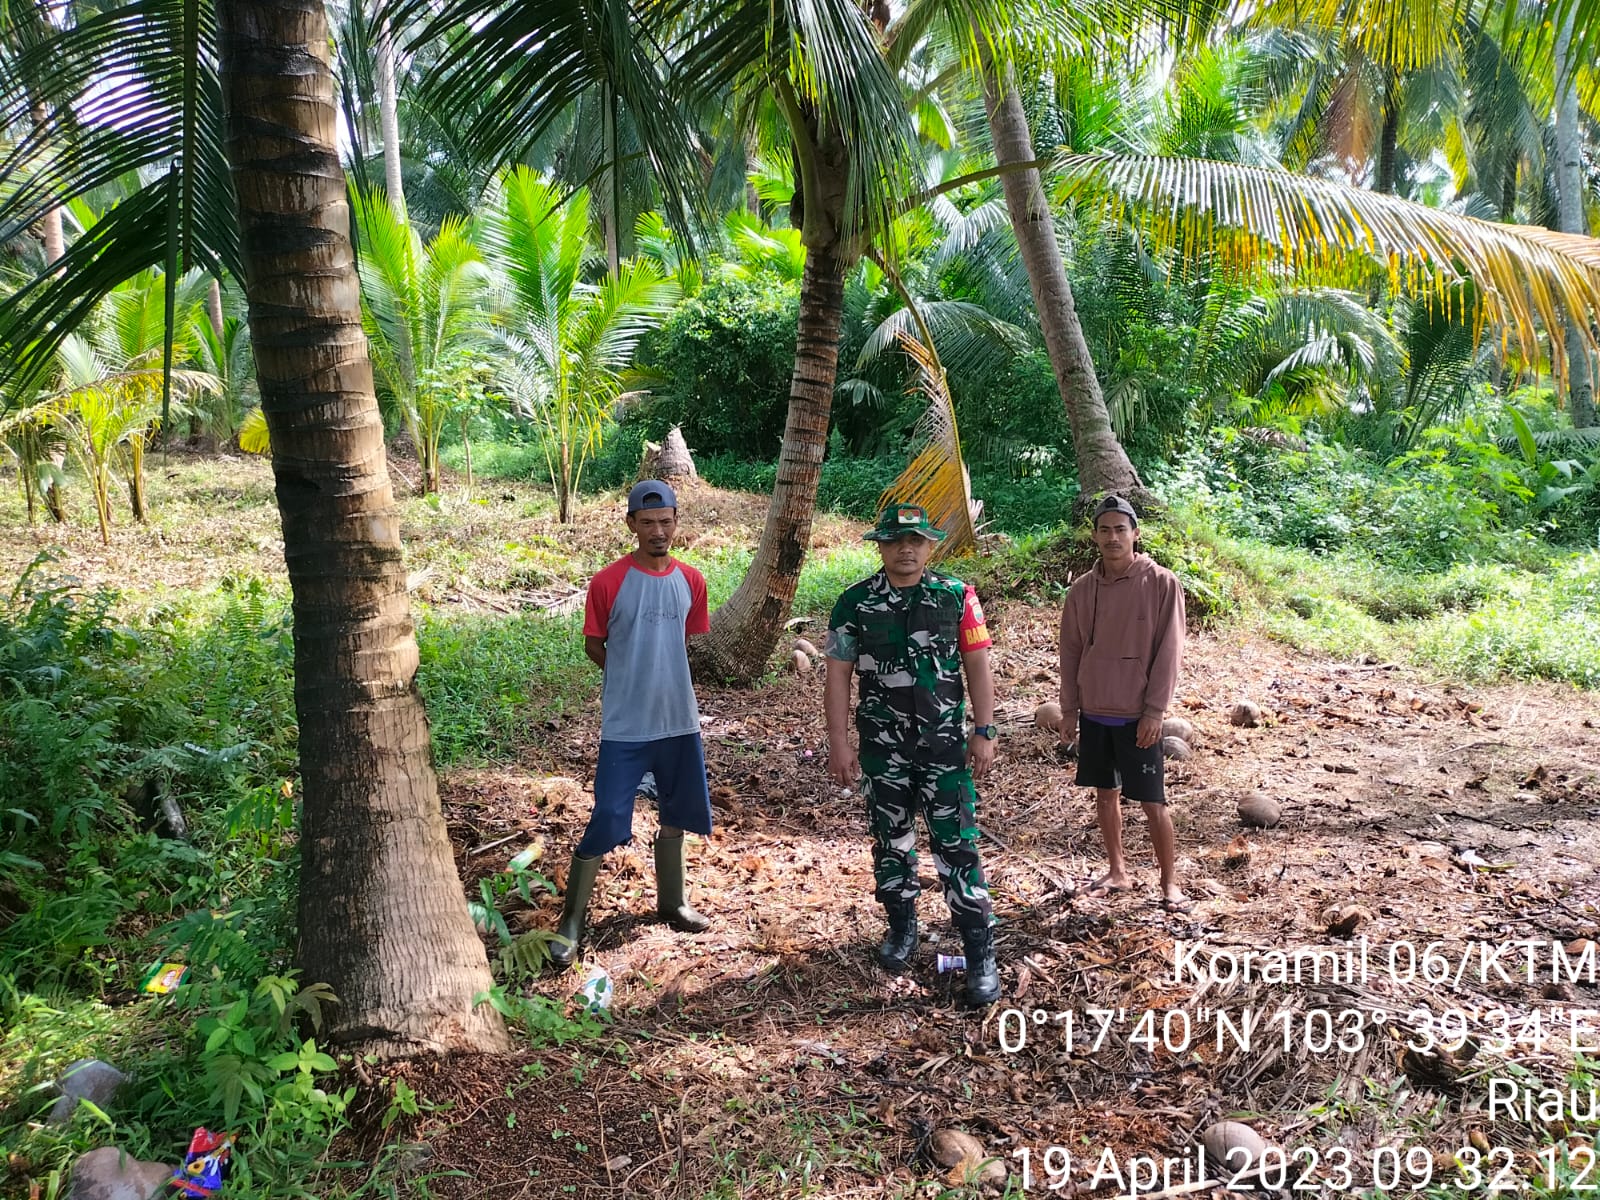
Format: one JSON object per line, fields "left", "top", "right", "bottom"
{"left": 1058, "top": 554, "right": 1185, "bottom": 720}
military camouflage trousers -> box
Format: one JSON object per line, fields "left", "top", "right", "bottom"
{"left": 860, "top": 746, "right": 994, "bottom": 931}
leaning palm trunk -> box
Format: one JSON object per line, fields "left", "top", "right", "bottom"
{"left": 981, "top": 65, "right": 1146, "bottom": 505}
{"left": 216, "top": 0, "right": 507, "bottom": 1056}
{"left": 1555, "top": 11, "right": 1595, "bottom": 428}
{"left": 695, "top": 245, "right": 848, "bottom": 683}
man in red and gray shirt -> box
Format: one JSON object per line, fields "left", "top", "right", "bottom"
{"left": 1058, "top": 495, "right": 1189, "bottom": 912}
{"left": 548, "top": 479, "right": 714, "bottom": 967}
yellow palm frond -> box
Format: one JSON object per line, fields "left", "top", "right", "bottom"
{"left": 1055, "top": 154, "right": 1600, "bottom": 375}
{"left": 239, "top": 407, "right": 271, "bottom": 455}
{"left": 879, "top": 333, "right": 979, "bottom": 562}
{"left": 1251, "top": 0, "right": 1456, "bottom": 72}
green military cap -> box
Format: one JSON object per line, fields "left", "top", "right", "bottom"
{"left": 864, "top": 502, "right": 947, "bottom": 542}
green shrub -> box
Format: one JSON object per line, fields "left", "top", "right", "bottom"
{"left": 636, "top": 274, "right": 800, "bottom": 460}
{"left": 1413, "top": 552, "right": 1600, "bottom": 687}
{"left": 1157, "top": 433, "right": 1540, "bottom": 571}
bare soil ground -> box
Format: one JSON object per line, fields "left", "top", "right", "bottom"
{"left": 390, "top": 619, "right": 1600, "bottom": 1199}
{"left": 7, "top": 457, "right": 1597, "bottom": 1198}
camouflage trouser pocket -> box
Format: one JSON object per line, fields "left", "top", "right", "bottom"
{"left": 864, "top": 761, "right": 992, "bottom": 931}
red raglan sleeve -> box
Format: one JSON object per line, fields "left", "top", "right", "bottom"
{"left": 683, "top": 565, "right": 711, "bottom": 635}
{"left": 584, "top": 560, "right": 625, "bottom": 637}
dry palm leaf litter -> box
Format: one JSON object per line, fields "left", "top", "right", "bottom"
{"left": 379, "top": 609, "right": 1599, "bottom": 1199}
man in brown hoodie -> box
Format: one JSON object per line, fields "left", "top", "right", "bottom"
{"left": 1058, "top": 495, "right": 1189, "bottom": 911}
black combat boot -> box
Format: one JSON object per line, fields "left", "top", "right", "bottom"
{"left": 548, "top": 853, "right": 603, "bottom": 968}
{"left": 960, "top": 924, "right": 1000, "bottom": 1007}
{"left": 877, "top": 900, "right": 919, "bottom": 973}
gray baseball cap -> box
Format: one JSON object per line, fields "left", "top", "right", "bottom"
{"left": 627, "top": 479, "right": 678, "bottom": 513}
{"left": 1093, "top": 495, "right": 1138, "bottom": 525}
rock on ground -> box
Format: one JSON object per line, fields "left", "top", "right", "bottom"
{"left": 67, "top": 1147, "right": 173, "bottom": 1200}
{"left": 48, "top": 1059, "right": 127, "bottom": 1125}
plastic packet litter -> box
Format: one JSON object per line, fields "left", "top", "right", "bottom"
{"left": 170, "top": 1127, "right": 234, "bottom": 1197}
{"left": 576, "top": 964, "right": 614, "bottom": 1012}
{"left": 935, "top": 954, "right": 966, "bottom": 973}
{"left": 140, "top": 962, "right": 189, "bottom": 994}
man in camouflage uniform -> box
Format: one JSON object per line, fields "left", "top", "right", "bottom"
{"left": 824, "top": 502, "right": 1001, "bottom": 1006}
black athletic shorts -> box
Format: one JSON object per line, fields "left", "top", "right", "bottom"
{"left": 1074, "top": 716, "right": 1166, "bottom": 804}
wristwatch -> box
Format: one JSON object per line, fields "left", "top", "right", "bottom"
{"left": 972, "top": 724, "right": 998, "bottom": 740}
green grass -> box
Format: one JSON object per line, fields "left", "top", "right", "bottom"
{"left": 438, "top": 436, "right": 547, "bottom": 482}
{"left": 1412, "top": 554, "right": 1600, "bottom": 687}
{"left": 418, "top": 608, "right": 593, "bottom": 766}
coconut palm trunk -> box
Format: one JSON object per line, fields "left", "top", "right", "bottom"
{"left": 29, "top": 100, "right": 64, "bottom": 265}
{"left": 693, "top": 101, "right": 863, "bottom": 683}
{"left": 981, "top": 65, "right": 1146, "bottom": 503}
{"left": 216, "top": 0, "right": 506, "bottom": 1056}
{"left": 33, "top": 99, "right": 68, "bottom": 521}
{"left": 375, "top": 17, "right": 406, "bottom": 222}
{"left": 695, "top": 244, "right": 847, "bottom": 683}
{"left": 1554, "top": 10, "right": 1595, "bottom": 428}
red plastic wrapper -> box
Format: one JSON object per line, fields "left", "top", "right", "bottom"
{"left": 170, "top": 1127, "right": 234, "bottom": 1197}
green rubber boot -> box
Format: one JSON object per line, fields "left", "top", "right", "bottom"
{"left": 548, "top": 853, "right": 602, "bottom": 968}
{"left": 654, "top": 832, "right": 710, "bottom": 933}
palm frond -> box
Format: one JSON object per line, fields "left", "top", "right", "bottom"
{"left": 0, "top": 0, "right": 238, "bottom": 392}
{"left": 404, "top": 0, "right": 706, "bottom": 240}
{"left": 725, "top": 212, "right": 808, "bottom": 279}
{"left": 1055, "top": 153, "right": 1600, "bottom": 372}
{"left": 238, "top": 405, "right": 270, "bottom": 454}
{"left": 879, "top": 333, "right": 979, "bottom": 560}
{"left": 1529, "top": 425, "right": 1600, "bottom": 453}
{"left": 679, "top": 0, "right": 922, "bottom": 247}
{"left": 857, "top": 299, "right": 1028, "bottom": 376}
{"left": 1251, "top": 0, "right": 1457, "bottom": 72}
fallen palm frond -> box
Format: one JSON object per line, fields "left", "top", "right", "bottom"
{"left": 878, "top": 332, "right": 979, "bottom": 561}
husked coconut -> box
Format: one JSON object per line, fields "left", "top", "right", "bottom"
{"left": 1200, "top": 1121, "right": 1270, "bottom": 1177}
{"left": 794, "top": 637, "right": 819, "bottom": 658}
{"left": 1236, "top": 792, "right": 1281, "bottom": 828}
{"left": 928, "top": 1128, "right": 1005, "bottom": 1186}
{"left": 1162, "top": 736, "right": 1192, "bottom": 760}
{"left": 929, "top": 1128, "right": 985, "bottom": 1169}
{"left": 1162, "top": 716, "right": 1195, "bottom": 743}
{"left": 791, "top": 650, "right": 811, "bottom": 674}
{"left": 1034, "top": 701, "right": 1063, "bottom": 731}
{"left": 1321, "top": 904, "right": 1371, "bottom": 938}
{"left": 1230, "top": 700, "right": 1262, "bottom": 728}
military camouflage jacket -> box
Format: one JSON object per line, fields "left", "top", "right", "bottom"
{"left": 825, "top": 570, "right": 992, "bottom": 756}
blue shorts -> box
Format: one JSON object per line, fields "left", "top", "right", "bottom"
{"left": 577, "top": 733, "right": 714, "bottom": 856}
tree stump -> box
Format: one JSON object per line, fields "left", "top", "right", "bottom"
{"left": 641, "top": 425, "right": 698, "bottom": 481}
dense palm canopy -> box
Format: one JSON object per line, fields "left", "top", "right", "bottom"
{"left": 0, "top": 0, "right": 1596, "bottom": 608}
